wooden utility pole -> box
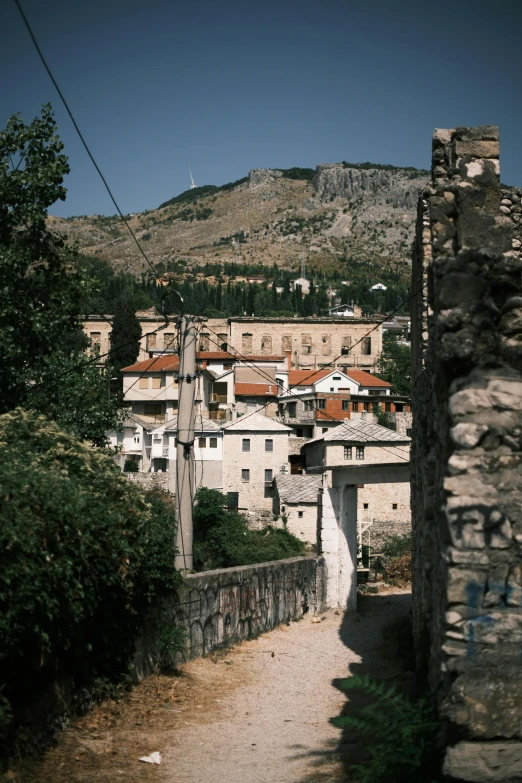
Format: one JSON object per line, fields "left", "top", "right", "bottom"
{"left": 174, "top": 316, "right": 197, "bottom": 570}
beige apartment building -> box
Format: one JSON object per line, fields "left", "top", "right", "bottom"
{"left": 83, "top": 311, "right": 382, "bottom": 371}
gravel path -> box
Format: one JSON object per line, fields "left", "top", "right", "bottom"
{"left": 11, "top": 591, "right": 411, "bottom": 783}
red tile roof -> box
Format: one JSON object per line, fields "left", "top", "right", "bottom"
{"left": 198, "top": 351, "right": 235, "bottom": 360}
{"left": 234, "top": 383, "right": 278, "bottom": 396}
{"left": 122, "top": 355, "right": 180, "bottom": 372}
{"left": 236, "top": 355, "right": 285, "bottom": 362}
{"left": 345, "top": 370, "right": 391, "bottom": 387}
{"left": 287, "top": 370, "right": 331, "bottom": 386}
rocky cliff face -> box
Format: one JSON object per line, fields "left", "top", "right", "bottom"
{"left": 313, "top": 163, "right": 424, "bottom": 209}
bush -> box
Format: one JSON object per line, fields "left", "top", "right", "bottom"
{"left": 332, "top": 675, "right": 440, "bottom": 782}
{"left": 193, "top": 488, "right": 304, "bottom": 570}
{"left": 124, "top": 458, "right": 139, "bottom": 471}
{"left": 382, "top": 532, "right": 412, "bottom": 559}
{"left": 0, "top": 410, "right": 179, "bottom": 740}
{"left": 383, "top": 552, "right": 412, "bottom": 586}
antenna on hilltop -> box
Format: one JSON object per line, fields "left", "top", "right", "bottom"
{"left": 189, "top": 167, "right": 196, "bottom": 190}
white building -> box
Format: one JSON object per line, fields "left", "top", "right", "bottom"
{"left": 290, "top": 276, "right": 311, "bottom": 295}
{"left": 150, "top": 415, "right": 223, "bottom": 489}
{"left": 370, "top": 283, "right": 387, "bottom": 291}
{"left": 107, "top": 413, "right": 154, "bottom": 471}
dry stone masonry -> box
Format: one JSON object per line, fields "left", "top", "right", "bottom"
{"left": 411, "top": 126, "right": 522, "bottom": 781}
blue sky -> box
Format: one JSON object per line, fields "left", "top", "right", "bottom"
{"left": 3, "top": 0, "right": 521, "bottom": 217}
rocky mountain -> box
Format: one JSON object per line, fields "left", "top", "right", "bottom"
{"left": 50, "top": 161, "right": 429, "bottom": 278}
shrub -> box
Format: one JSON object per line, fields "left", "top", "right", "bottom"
{"left": 382, "top": 532, "right": 412, "bottom": 559}
{"left": 383, "top": 553, "right": 412, "bottom": 586}
{"left": 193, "top": 488, "right": 304, "bottom": 570}
{"left": 124, "top": 458, "right": 139, "bottom": 471}
{"left": 332, "top": 675, "right": 440, "bottom": 782}
{"left": 0, "top": 410, "right": 179, "bottom": 739}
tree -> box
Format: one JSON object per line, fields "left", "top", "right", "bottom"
{"left": 0, "top": 409, "right": 179, "bottom": 742}
{"left": 0, "top": 105, "right": 120, "bottom": 443}
{"left": 110, "top": 296, "right": 142, "bottom": 371}
{"left": 377, "top": 334, "right": 412, "bottom": 396}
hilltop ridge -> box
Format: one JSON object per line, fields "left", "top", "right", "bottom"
{"left": 50, "top": 161, "right": 430, "bottom": 277}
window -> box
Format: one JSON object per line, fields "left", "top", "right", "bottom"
{"left": 288, "top": 402, "right": 297, "bottom": 417}
{"left": 242, "top": 333, "right": 253, "bottom": 354}
{"left": 242, "top": 438, "right": 250, "bottom": 452}
{"left": 282, "top": 335, "right": 292, "bottom": 352}
{"left": 90, "top": 331, "right": 101, "bottom": 345}
{"left": 146, "top": 333, "right": 157, "bottom": 351}
{"left": 298, "top": 511, "right": 303, "bottom": 518}
{"left": 296, "top": 429, "right": 303, "bottom": 437}
{"left": 385, "top": 402, "right": 391, "bottom": 412}
{"left": 352, "top": 401, "right": 359, "bottom": 412}
{"left": 316, "top": 399, "right": 326, "bottom": 409}
{"left": 361, "top": 337, "right": 371, "bottom": 355}
{"left": 261, "top": 334, "right": 273, "bottom": 353}
{"left": 304, "top": 400, "right": 313, "bottom": 411}
{"left": 164, "top": 332, "right": 175, "bottom": 347}
{"left": 209, "top": 438, "right": 218, "bottom": 448}
{"left": 241, "top": 468, "right": 250, "bottom": 482}
{"left": 198, "top": 437, "right": 206, "bottom": 448}
{"left": 342, "top": 400, "right": 350, "bottom": 411}
{"left": 395, "top": 403, "right": 404, "bottom": 412}
{"left": 333, "top": 376, "right": 341, "bottom": 381}
{"left": 223, "top": 363, "right": 233, "bottom": 370}
{"left": 265, "top": 439, "right": 273, "bottom": 452}
{"left": 392, "top": 504, "right": 398, "bottom": 510}
{"left": 322, "top": 427, "right": 328, "bottom": 433}
{"left": 364, "top": 402, "right": 371, "bottom": 412}
{"left": 301, "top": 334, "right": 312, "bottom": 353}
{"left": 265, "top": 469, "right": 273, "bottom": 483}
{"left": 144, "top": 403, "right": 162, "bottom": 416}
{"left": 152, "top": 377, "right": 162, "bottom": 389}
{"left": 363, "top": 503, "right": 369, "bottom": 510}
{"left": 406, "top": 428, "right": 412, "bottom": 437}
{"left": 330, "top": 387, "right": 334, "bottom": 392}
{"left": 341, "top": 337, "right": 351, "bottom": 355}
{"left": 356, "top": 446, "right": 365, "bottom": 460}
{"left": 218, "top": 333, "right": 227, "bottom": 351}
{"left": 344, "top": 446, "right": 352, "bottom": 460}
{"left": 133, "top": 434, "right": 140, "bottom": 444}
{"left": 139, "top": 377, "right": 149, "bottom": 389}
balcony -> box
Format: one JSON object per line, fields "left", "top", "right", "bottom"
{"left": 209, "top": 393, "right": 228, "bottom": 404}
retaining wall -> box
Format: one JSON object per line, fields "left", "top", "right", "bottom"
{"left": 134, "top": 556, "right": 326, "bottom": 678}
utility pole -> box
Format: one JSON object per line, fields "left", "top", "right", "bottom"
{"left": 174, "top": 316, "right": 197, "bottom": 570}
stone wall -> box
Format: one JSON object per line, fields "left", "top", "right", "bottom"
{"left": 411, "top": 126, "right": 522, "bottom": 781}
{"left": 133, "top": 556, "right": 325, "bottom": 677}
{"left": 124, "top": 471, "right": 170, "bottom": 493}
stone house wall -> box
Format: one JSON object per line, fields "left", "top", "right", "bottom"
{"left": 325, "top": 441, "right": 410, "bottom": 467}
{"left": 222, "top": 430, "right": 290, "bottom": 512}
{"left": 358, "top": 481, "right": 411, "bottom": 551}
{"left": 228, "top": 317, "right": 382, "bottom": 371}
{"left": 411, "top": 125, "right": 522, "bottom": 781}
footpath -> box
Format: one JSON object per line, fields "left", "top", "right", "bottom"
{"left": 10, "top": 590, "right": 411, "bottom": 783}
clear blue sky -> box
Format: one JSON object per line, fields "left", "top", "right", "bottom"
{"left": 3, "top": 0, "right": 521, "bottom": 217}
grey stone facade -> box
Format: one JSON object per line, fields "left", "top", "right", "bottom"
{"left": 411, "top": 126, "right": 522, "bottom": 781}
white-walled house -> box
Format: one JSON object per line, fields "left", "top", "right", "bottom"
{"left": 107, "top": 414, "right": 154, "bottom": 471}
{"left": 221, "top": 413, "right": 292, "bottom": 515}
{"left": 149, "top": 415, "right": 223, "bottom": 490}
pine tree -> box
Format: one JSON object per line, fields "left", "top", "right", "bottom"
{"left": 110, "top": 297, "right": 142, "bottom": 371}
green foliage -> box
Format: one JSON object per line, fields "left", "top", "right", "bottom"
{"left": 342, "top": 160, "right": 429, "bottom": 175}
{"left": 377, "top": 334, "right": 412, "bottom": 396}
{"left": 157, "top": 624, "right": 186, "bottom": 672}
{"left": 124, "top": 458, "right": 139, "bottom": 472}
{"left": 376, "top": 411, "right": 396, "bottom": 430}
{"left": 332, "top": 675, "right": 440, "bottom": 782}
{"left": 110, "top": 297, "right": 142, "bottom": 371}
{"left": 193, "top": 488, "right": 304, "bottom": 570}
{"left": 0, "top": 410, "right": 179, "bottom": 736}
{"left": 279, "top": 167, "right": 315, "bottom": 182}
{"left": 158, "top": 177, "right": 248, "bottom": 209}
{"left": 382, "top": 532, "right": 412, "bottom": 559}
{"left": 0, "top": 105, "right": 121, "bottom": 444}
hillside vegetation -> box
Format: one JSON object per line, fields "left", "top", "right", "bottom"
{"left": 51, "top": 161, "right": 429, "bottom": 281}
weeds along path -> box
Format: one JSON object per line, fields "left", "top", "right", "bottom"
{"left": 11, "top": 590, "right": 411, "bottom": 783}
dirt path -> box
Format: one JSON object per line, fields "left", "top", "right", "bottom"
{"left": 10, "top": 591, "right": 411, "bottom": 783}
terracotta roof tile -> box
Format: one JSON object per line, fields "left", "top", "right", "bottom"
{"left": 287, "top": 370, "right": 331, "bottom": 385}
{"left": 345, "top": 370, "right": 391, "bottom": 387}
{"left": 234, "top": 383, "right": 278, "bottom": 396}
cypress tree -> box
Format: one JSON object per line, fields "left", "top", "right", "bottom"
{"left": 110, "top": 297, "right": 142, "bottom": 371}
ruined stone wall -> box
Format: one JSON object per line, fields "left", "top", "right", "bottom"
{"left": 411, "top": 126, "right": 522, "bottom": 781}
{"left": 133, "top": 556, "right": 325, "bottom": 677}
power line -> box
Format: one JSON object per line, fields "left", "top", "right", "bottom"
{"left": 13, "top": 0, "right": 171, "bottom": 289}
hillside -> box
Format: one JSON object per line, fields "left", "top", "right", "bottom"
{"left": 49, "top": 162, "right": 429, "bottom": 278}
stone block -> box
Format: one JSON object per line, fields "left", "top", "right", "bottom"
{"left": 444, "top": 741, "right": 522, "bottom": 781}
{"left": 455, "top": 140, "right": 500, "bottom": 159}
{"left": 445, "top": 670, "right": 522, "bottom": 740}
{"left": 451, "top": 423, "right": 488, "bottom": 449}
{"left": 482, "top": 565, "right": 509, "bottom": 607}
{"left": 507, "top": 564, "right": 522, "bottom": 607}
{"left": 447, "top": 567, "right": 487, "bottom": 607}
{"left": 454, "top": 125, "right": 500, "bottom": 141}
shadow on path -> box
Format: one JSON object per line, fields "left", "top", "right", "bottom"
{"left": 296, "top": 590, "right": 413, "bottom": 782}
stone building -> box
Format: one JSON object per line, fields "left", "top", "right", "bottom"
{"left": 273, "top": 474, "right": 321, "bottom": 544}
{"left": 221, "top": 413, "right": 292, "bottom": 518}
{"left": 150, "top": 415, "right": 223, "bottom": 490}
{"left": 411, "top": 125, "right": 522, "bottom": 781}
